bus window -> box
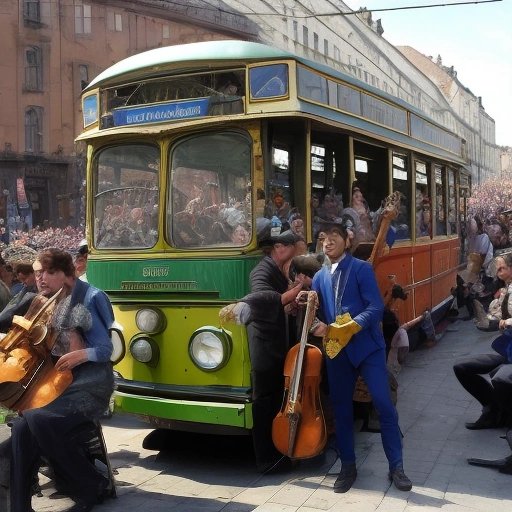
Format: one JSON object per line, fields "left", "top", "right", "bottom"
{"left": 169, "top": 132, "right": 252, "bottom": 248}
{"left": 415, "top": 161, "right": 431, "bottom": 238}
{"left": 93, "top": 144, "right": 159, "bottom": 249}
{"left": 392, "top": 153, "right": 410, "bottom": 240}
{"left": 435, "top": 165, "right": 447, "bottom": 236}
{"left": 448, "top": 169, "right": 457, "bottom": 235}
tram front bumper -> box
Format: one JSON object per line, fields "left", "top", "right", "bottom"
{"left": 113, "top": 379, "right": 253, "bottom": 433}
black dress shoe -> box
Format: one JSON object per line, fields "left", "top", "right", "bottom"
{"left": 389, "top": 466, "right": 412, "bottom": 491}
{"left": 333, "top": 464, "right": 357, "bottom": 493}
{"left": 465, "top": 410, "right": 500, "bottom": 430}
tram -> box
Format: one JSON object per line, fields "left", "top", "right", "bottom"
{"left": 77, "top": 40, "right": 470, "bottom": 435}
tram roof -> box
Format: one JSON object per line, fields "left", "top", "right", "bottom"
{"left": 85, "top": 40, "right": 440, "bottom": 119}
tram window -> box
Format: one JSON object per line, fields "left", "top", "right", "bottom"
{"left": 435, "top": 165, "right": 447, "bottom": 235}
{"left": 169, "top": 132, "right": 252, "bottom": 249}
{"left": 93, "top": 144, "right": 160, "bottom": 249}
{"left": 447, "top": 169, "right": 457, "bottom": 235}
{"left": 392, "top": 154, "right": 410, "bottom": 240}
{"left": 415, "top": 161, "right": 431, "bottom": 238}
{"left": 264, "top": 147, "right": 291, "bottom": 221}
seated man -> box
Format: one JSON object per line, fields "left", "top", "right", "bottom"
{"left": 453, "top": 254, "right": 512, "bottom": 430}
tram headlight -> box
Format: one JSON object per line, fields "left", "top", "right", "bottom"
{"left": 110, "top": 326, "right": 125, "bottom": 365}
{"left": 188, "top": 327, "right": 232, "bottom": 372}
{"left": 135, "top": 308, "right": 166, "bottom": 333}
{"left": 129, "top": 336, "right": 160, "bottom": 367}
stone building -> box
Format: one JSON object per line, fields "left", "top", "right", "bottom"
{"left": 501, "top": 147, "right": 512, "bottom": 178}
{"left": 396, "top": 47, "right": 499, "bottom": 183}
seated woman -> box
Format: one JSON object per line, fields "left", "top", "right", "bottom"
{"left": 350, "top": 187, "right": 375, "bottom": 242}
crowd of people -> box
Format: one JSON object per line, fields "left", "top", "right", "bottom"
{"left": 2, "top": 178, "right": 512, "bottom": 510}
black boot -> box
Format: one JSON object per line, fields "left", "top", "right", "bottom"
{"left": 389, "top": 465, "right": 412, "bottom": 491}
{"left": 333, "top": 463, "right": 357, "bottom": 493}
{"left": 465, "top": 407, "right": 500, "bottom": 430}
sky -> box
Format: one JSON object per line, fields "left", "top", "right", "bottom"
{"left": 344, "top": 0, "right": 512, "bottom": 146}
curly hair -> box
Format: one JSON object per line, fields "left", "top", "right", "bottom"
{"left": 37, "top": 248, "right": 75, "bottom": 277}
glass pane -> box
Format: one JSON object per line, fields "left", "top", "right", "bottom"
{"left": 297, "top": 66, "right": 328, "bottom": 104}
{"left": 361, "top": 93, "right": 407, "bottom": 133}
{"left": 93, "top": 145, "right": 160, "bottom": 249}
{"left": 249, "top": 64, "right": 288, "bottom": 99}
{"left": 392, "top": 153, "right": 410, "bottom": 240}
{"left": 435, "top": 165, "right": 446, "bottom": 235}
{"left": 170, "top": 132, "right": 252, "bottom": 248}
{"left": 448, "top": 170, "right": 457, "bottom": 235}
{"left": 415, "top": 161, "right": 430, "bottom": 238}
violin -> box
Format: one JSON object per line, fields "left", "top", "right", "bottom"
{"left": 0, "top": 288, "right": 72, "bottom": 412}
{"left": 272, "top": 291, "right": 327, "bottom": 459}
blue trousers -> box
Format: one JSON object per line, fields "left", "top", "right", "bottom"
{"left": 325, "top": 348, "right": 403, "bottom": 470}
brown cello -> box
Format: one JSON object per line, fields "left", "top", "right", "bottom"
{"left": 0, "top": 287, "right": 73, "bottom": 412}
{"left": 272, "top": 291, "right": 327, "bottom": 459}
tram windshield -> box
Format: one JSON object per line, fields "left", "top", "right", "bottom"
{"left": 169, "top": 131, "right": 252, "bottom": 249}
{"left": 93, "top": 144, "right": 160, "bottom": 249}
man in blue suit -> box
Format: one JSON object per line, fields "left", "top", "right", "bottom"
{"left": 310, "top": 216, "right": 412, "bottom": 493}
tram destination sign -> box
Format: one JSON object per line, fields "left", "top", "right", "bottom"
{"left": 113, "top": 98, "right": 210, "bottom": 127}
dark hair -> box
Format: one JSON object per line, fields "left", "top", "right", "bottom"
{"left": 77, "top": 244, "right": 88, "bottom": 256}
{"left": 321, "top": 223, "right": 348, "bottom": 239}
{"left": 14, "top": 262, "right": 34, "bottom": 276}
{"left": 37, "top": 249, "right": 75, "bottom": 277}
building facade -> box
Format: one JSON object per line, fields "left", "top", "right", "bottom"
{"left": 0, "top": 0, "right": 255, "bottom": 239}
{"left": 0, "top": 0, "right": 501, "bottom": 240}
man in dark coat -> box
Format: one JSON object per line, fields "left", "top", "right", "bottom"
{"left": 244, "top": 230, "right": 305, "bottom": 472}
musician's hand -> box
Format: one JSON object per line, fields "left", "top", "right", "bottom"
{"left": 281, "top": 281, "right": 303, "bottom": 305}
{"left": 310, "top": 320, "right": 327, "bottom": 337}
{"left": 55, "top": 350, "right": 89, "bottom": 372}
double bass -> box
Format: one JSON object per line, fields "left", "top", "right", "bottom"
{"left": 272, "top": 291, "right": 327, "bottom": 459}
{"left": 0, "top": 288, "right": 72, "bottom": 412}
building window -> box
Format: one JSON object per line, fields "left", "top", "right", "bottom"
{"left": 75, "top": 2, "right": 92, "bottom": 34}
{"left": 334, "top": 46, "right": 340, "bottom": 61}
{"left": 302, "top": 26, "right": 308, "bottom": 47}
{"left": 293, "top": 20, "right": 298, "bottom": 41}
{"left": 107, "top": 11, "right": 122, "bottom": 32}
{"left": 25, "top": 46, "right": 42, "bottom": 91}
{"left": 79, "top": 64, "right": 89, "bottom": 90}
{"left": 24, "top": 0, "right": 40, "bottom": 23}
{"left": 162, "top": 25, "right": 170, "bottom": 39}
{"left": 324, "top": 39, "right": 329, "bottom": 56}
{"left": 25, "top": 107, "right": 43, "bottom": 153}
{"left": 313, "top": 32, "right": 319, "bottom": 51}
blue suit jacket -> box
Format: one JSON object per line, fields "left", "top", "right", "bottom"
{"left": 312, "top": 253, "right": 385, "bottom": 367}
